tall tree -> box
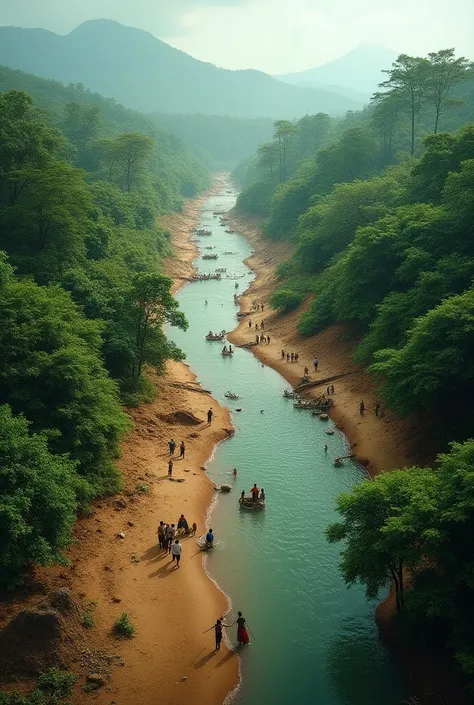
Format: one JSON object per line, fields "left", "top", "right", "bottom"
{"left": 274, "top": 120, "right": 298, "bottom": 182}
{"left": 371, "top": 91, "right": 403, "bottom": 164}
{"left": 327, "top": 469, "right": 440, "bottom": 612}
{"left": 127, "top": 273, "right": 187, "bottom": 381}
{"left": 426, "top": 49, "right": 471, "bottom": 134}
{"left": 380, "top": 54, "right": 431, "bottom": 156}
{"left": 99, "top": 133, "right": 154, "bottom": 192}
{"left": 257, "top": 142, "right": 279, "bottom": 182}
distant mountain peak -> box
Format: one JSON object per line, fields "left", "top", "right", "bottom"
{"left": 276, "top": 44, "right": 399, "bottom": 97}
{"left": 0, "top": 21, "right": 361, "bottom": 118}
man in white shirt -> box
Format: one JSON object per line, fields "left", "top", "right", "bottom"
{"left": 166, "top": 523, "right": 176, "bottom": 554}
{"left": 171, "top": 539, "right": 182, "bottom": 568}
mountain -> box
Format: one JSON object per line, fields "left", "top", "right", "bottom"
{"left": 276, "top": 45, "right": 399, "bottom": 99}
{"left": 0, "top": 20, "right": 361, "bottom": 118}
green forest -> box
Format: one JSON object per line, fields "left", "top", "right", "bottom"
{"left": 0, "top": 78, "right": 210, "bottom": 588}
{"left": 234, "top": 49, "right": 474, "bottom": 689}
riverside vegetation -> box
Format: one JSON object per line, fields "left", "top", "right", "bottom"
{"left": 234, "top": 49, "right": 474, "bottom": 692}
{"left": 0, "top": 81, "right": 210, "bottom": 589}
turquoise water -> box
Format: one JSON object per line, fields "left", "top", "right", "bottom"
{"left": 169, "top": 186, "right": 406, "bottom": 705}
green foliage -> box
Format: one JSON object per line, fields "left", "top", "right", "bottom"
{"left": 328, "top": 439, "right": 474, "bottom": 691}
{"left": 269, "top": 289, "right": 304, "bottom": 313}
{"left": 0, "top": 84, "right": 200, "bottom": 584}
{"left": 0, "top": 405, "right": 77, "bottom": 588}
{"left": 0, "top": 669, "right": 76, "bottom": 704}
{"left": 113, "top": 612, "right": 135, "bottom": 638}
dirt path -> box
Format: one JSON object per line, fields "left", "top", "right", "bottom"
{"left": 226, "top": 213, "right": 433, "bottom": 475}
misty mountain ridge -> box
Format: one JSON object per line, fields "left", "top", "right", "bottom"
{"left": 276, "top": 44, "right": 399, "bottom": 98}
{"left": 0, "top": 19, "right": 362, "bottom": 118}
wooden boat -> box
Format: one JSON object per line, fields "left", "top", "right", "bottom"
{"left": 220, "top": 484, "right": 232, "bottom": 492}
{"left": 283, "top": 389, "right": 297, "bottom": 399}
{"left": 196, "top": 535, "right": 214, "bottom": 551}
{"left": 224, "top": 391, "right": 240, "bottom": 399}
{"left": 221, "top": 349, "right": 234, "bottom": 356}
{"left": 202, "top": 254, "right": 218, "bottom": 260}
{"left": 326, "top": 429, "right": 335, "bottom": 436}
{"left": 319, "top": 413, "right": 329, "bottom": 421}
{"left": 205, "top": 330, "right": 226, "bottom": 341}
{"left": 239, "top": 497, "right": 265, "bottom": 511}
{"left": 194, "top": 228, "right": 212, "bottom": 236}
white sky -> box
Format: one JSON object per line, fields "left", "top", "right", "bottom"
{"left": 0, "top": 0, "right": 473, "bottom": 73}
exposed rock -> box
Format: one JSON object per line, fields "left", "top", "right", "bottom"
{"left": 0, "top": 589, "right": 83, "bottom": 679}
{"left": 114, "top": 498, "right": 128, "bottom": 510}
{"left": 87, "top": 673, "right": 105, "bottom": 688}
{"left": 161, "top": 410, "right": 203, "bottom": 426}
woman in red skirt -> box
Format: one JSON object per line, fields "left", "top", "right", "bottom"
{"left": 236, "top": 611, "right": 249, "bottom": 645}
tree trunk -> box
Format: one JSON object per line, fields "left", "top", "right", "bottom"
{"left": 434, "top": 106, "right": 440, "bottom": 135}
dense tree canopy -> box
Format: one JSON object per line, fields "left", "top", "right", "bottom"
{"left": 0, "top": 84, "right": 206, "bottom": 584}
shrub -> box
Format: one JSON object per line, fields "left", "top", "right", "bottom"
{"left": 269, "top": 289, "right": 304, "bottom": 313}
{"left": 113, "top": 612, "right": 135, "bottom": 638}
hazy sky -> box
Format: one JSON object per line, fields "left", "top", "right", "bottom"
{"left": 0, "top": 0, "right": 473, "bottom": 73}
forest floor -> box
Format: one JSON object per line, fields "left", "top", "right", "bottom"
{"left": 0, "top": 184, "right": 240, "bottom": 705}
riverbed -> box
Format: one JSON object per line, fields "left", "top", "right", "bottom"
{"left": 169, "top": 182, "right": 406, "bottom": 705}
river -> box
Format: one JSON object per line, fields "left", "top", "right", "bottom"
{"left": 169, "top": 182, "right": 406, "bottom": 705}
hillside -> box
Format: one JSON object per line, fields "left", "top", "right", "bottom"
{"left": 276, "top": 45, "right": 399, "bottom": 97}
{"left": 0, "top": 65, "right": 210, "bottom": 206}
{"left": 0, "top": 20, "right": 361, "bottom": 118}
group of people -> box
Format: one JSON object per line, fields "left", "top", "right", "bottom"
{"left": 156, "top": 516, "right": 198, "bottom": 568}
{"left": 282, "top": 350, "right": 300, "bottom": 363}
{"left": 359, "top": 400, "right": 381, "bottom": 417}
{"left": 205, "top": 611, "right": 250, "bottom": 651}
{"left": 248, "top": 318, "right": 265, "bottom": 330}
{"left": 256, "top": 334, "right": 271, "bottom": 345}
{"left": 168, "top": 439, "right": 186, "bottom": 458}
{"left": 251, "top": 300, "right": 264, "bottom": 312}
{"left": 240, "top": 484, "right": 265, "bottom": 504}
{"left": 222, "top": 344, "right": 234, "bottom": 353}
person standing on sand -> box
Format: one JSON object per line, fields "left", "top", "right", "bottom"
{"left": 168, "top": 459, "right": 173, "bottom": 477}
{"left": 287, "top": 353, "right": 290, "bottom": 362}
{"left": 179, "top": 440, "right": 185, "bottom": 458}
{"left": 290, "top": 353, "right": 294, "bottom": 362}
{"left": 359, "top": 400, "right": 365, "bottom": 416}
{"left": 171, "top": 539, "right": 182, "bottom": 568}
{"left": 167, "top": 524, "right": 176, "bottom": 553}
{"left": 313, "top": 358, "right": 318, "bottom": 371}
{"left": 207, "top": 408, "right": 213, "bottom": 424}
{"left": 304, "top": 367, "right": 309, "bottom": 376}
{"left": 249, "top": 320, "right": 252, "bottom": 328}
{"left": 267, "top": 336, "right": 271, "bottom": 345}
{"left": 375, "top": 401, "right": 380, "bottom": 417}
{"left": 169, "top": 439, "right": 176, "bottom": 455}
{"left": 256, "top": 334, "right": 259, "bottom": 344}
{"left": 162, "top": 524, "right": 169, "bottom": 551}
{"left": 261, "top": 320, "right": 265, "bottom": 330}
{"left": 157, "top": 521, "right": 165, "bottom": 548}
{"left": 331, "top": 385, "right": 335, "bottom": 395}
{"left": 281, "top": 349, "right": 285, "bottom": 359}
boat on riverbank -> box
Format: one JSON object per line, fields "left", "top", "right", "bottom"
{"left": 203, "top": 254, "right": 218, "bottom": 260}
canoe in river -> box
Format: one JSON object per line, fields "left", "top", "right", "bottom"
{"left": 221, "top": 349, "right": 234, "bottom": 356}
{"left": 239, "top": 498, "right": 265, "bottom": 511}
{"left": 205, "top": 330, "right": 226, "bottom": 341}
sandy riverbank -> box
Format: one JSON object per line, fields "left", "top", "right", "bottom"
{"left": 226, "top": 213, "right": 433, "bottom": 476}
{"left": 0, "top": 183, "right": 239, "bottom": 705}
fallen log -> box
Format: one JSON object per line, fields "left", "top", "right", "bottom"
{"left": 168, "top": 382, "right": 212, "bottom": 395}
{"left": 295, "top": 370, "right": 361, "bottom": 393}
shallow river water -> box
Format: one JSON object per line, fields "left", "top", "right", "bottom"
{"left": 169, "top": 186, "right": 406, "bottom": 705}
